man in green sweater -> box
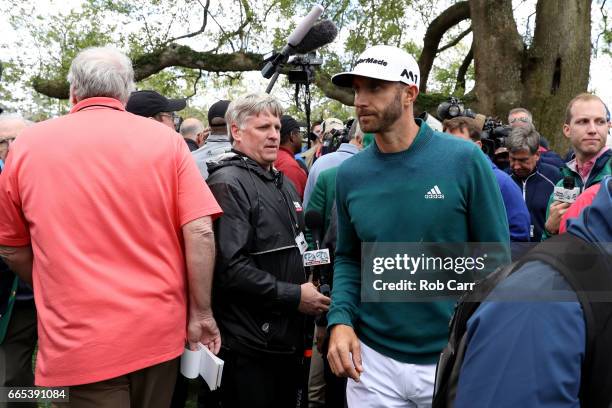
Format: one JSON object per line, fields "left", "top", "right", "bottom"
{"left": 326, "top": 45, "right": 510, "bottom": 407}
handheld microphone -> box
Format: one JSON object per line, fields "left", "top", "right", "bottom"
{"left": 305, "top": 210, "right": 325, "bottom": 250}
{"left": 304, "top": 210, "right": 330, "bottom": 296}
{"left": 261, "top": 5, "right": 324, "bottom": 78}
{"left": 553, "top": 176, "right": 580, "bottom": 203}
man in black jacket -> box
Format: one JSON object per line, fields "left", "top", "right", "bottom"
{"left": 206, "top": 93, "right": 330, "bottom": 408}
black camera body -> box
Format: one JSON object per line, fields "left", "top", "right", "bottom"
{"left": 287, "top": 53, "right": 323, "bottom": 85}
{"left": 321, "top": 118, "right": 354, "bottom": 155}
{"left": 436, "top": 97, "right": 476, "bottom": 121}
{"left": 481, "top": 118, "right": 511, "bottom": 157}
{"left": 437, "top": 97, "right": 512, "bottom": 166}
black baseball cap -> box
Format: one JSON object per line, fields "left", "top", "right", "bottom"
{"left": 208, "top": 100, "right": 231, "bottom": 126}
{"left": 126, "top": 90, "right": 186, "bottom": 117}
{"left": 280, "top": 115, "right": 300, "bottom": 137}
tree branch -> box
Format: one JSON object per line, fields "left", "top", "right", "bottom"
{"left": 186, "top": 69, "right": 204, "bottom": 99}
{"left": 454, "top": 42, "right": 474, "bottom": 93}
{"left": 32, "top": 44, "right": 265, "bottom": 99}
{"left": 313, "top": 71, "right": 354, "bottom": 106}
{"left": 417, "top": 1, "right": 471, "bottom": 93}
{"left": 437, "top": 26, "right": 472, "bottom": 54}
{"left": 167, "top": 0, "right": 211, "bottom": 44}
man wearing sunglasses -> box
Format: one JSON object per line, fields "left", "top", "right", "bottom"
{"left": 126, "top": 90, "right": 186, "bottom": 131}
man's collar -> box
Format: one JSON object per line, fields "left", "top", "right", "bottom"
{"left": 70, "top": 97, "right": 126, "bottom": 114}
{"left": 337, "top": 143, "right": 360, "bottom": 154}
{"left": 573, "top": 146, "right": 610, "bottom": 167}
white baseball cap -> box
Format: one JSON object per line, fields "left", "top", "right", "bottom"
{"left": 332, "top": 45, "right": 420, "bottom": 89}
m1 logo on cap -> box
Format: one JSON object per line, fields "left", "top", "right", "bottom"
{"left": 401, "top": 69, "right": 418, "bottom": 84}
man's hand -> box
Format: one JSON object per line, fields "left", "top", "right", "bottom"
{"left": 298, "top": 282, "right": 330, "bottom": 315}
{"left": 327, "top": 324, "right": 363, "bottom": 382}
{"left": 545, "top": 201, "right": 571, "bottom": 235}
{"left": 188, "top": 311, "right": 221, "bottom": 354}
{"left": 315, "top": 325, "right": 327, "bottom": 354}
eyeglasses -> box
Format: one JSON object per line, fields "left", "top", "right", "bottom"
{"left": 157, "top": 112, "right": 182, "bottom": 129}
{"left": 509, "top": 117, "right": 530, "bottom": 124}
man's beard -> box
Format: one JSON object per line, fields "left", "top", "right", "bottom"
{"left": 358, "top": 89, "right": 403, "bottom": 134}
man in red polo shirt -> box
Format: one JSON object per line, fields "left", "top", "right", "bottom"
{"left": 275, "top": 115, "right": 307, "bottom": 198}
{"left": 0, "top": 46, "right": 223, "bottom": 407}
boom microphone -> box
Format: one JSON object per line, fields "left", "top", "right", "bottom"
{"left": 261, "top": 5, "right": 324, "bottom": 78}
{"left": 293, "top": 19, "right": 338, "bottom": 54}
{"left": 287, "top": 5, "right": 325, "bottom": 47}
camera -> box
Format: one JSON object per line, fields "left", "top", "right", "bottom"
{"left": 321, "top": 118, "right": 354, "bottom": 155}
{"left": 436, "top": 97, "right": 476, "bottom": 121}
{"left": 286, "top": 53, "right": 323, "bottom": 85}
{"left": 480, "top": 117, "right": 511, "bottom": 156}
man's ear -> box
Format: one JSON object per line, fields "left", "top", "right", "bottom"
{"left": 69, "top": 87, "right": 79, "bottom": 106}
{"left": 230, "top": 123, "right": 242, "bottom": 143}
{"left": 402, "top": 84, "right": 419, "bottom": 105}
{"left": 562, "top": 124, "right": 571, "bottom": 139}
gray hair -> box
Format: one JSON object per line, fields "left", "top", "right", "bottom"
{"left": 179, "top": 118, "right": 205, "bottom": 138}
{"left": 225, "top": 93, "right": 283, "bottom": 141}
{"left": 507, "top": 107, "right": 533, "bottom": 123}
{"left": 67, "top": 46, "right": 135, "bottom": 104}
{"left": 506, "top": 123, "right": 540, "bottom": 154}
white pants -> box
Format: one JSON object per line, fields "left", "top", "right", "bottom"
{"left": 346, "top": 341, "right": 436, "bottom": 408}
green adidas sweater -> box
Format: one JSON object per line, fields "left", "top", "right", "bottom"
{"left": 327, "top": 120, "right": 510, "bottom": 364}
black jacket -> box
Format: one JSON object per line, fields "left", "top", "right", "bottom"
{"left": 207, "top": 151, "right": 306, "bottom": 356}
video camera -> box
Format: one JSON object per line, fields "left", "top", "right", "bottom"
{"left": 481, "top": 117, "right": 512, "bottom": 157}
{"left": 321, "top": 118, "right": 354, "bottom": 155}
{"left": 286, "top": 53, "right": 323, "bottom": 85}
{"left": 437, "top": 97, "right": 512, "bottom": 163}
{"left": 436, "top": 97, "right": 476, "bottom": 121}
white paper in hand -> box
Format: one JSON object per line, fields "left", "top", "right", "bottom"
{"left": 180, "top": 343, "right": 224, "bottom": 390}
{"left": 180, "top": 347, "right": 201, "bottom": 379}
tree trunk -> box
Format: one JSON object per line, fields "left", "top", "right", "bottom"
{"left": 522, "top": 0, "right": 591, "bottom": 153}
{"left": 469, "top": 0, "right": 524, "bottom": 119}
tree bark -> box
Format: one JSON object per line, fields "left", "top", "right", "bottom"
{"left": 522, "top": 0, "right": 591, "bottom": 152}
{"left": 418, "top": 1, "right": 471, "bottom": 92}
{"left": 469, "top": 0, "right": 524, "bottom": 119}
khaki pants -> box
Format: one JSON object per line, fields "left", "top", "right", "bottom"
{"left": 53, "top": 358, "right": 178, "bottom": 408}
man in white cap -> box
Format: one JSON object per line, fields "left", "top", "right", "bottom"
{"left": 325, "top": 45, "right": 509, "bottom": 407}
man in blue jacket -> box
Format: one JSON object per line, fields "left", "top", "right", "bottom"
{"left": 505, "top": 124, "right": 562, "bottom": 241}
{"left": 454, "top": 175, "right": 611, "bottom": 407}
{"left": 444, "top": 117, "right": 530, "bottom": 242}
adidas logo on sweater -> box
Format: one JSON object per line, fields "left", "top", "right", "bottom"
{"left": 425, "top": 185, "right": 445, "bottom": 199}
